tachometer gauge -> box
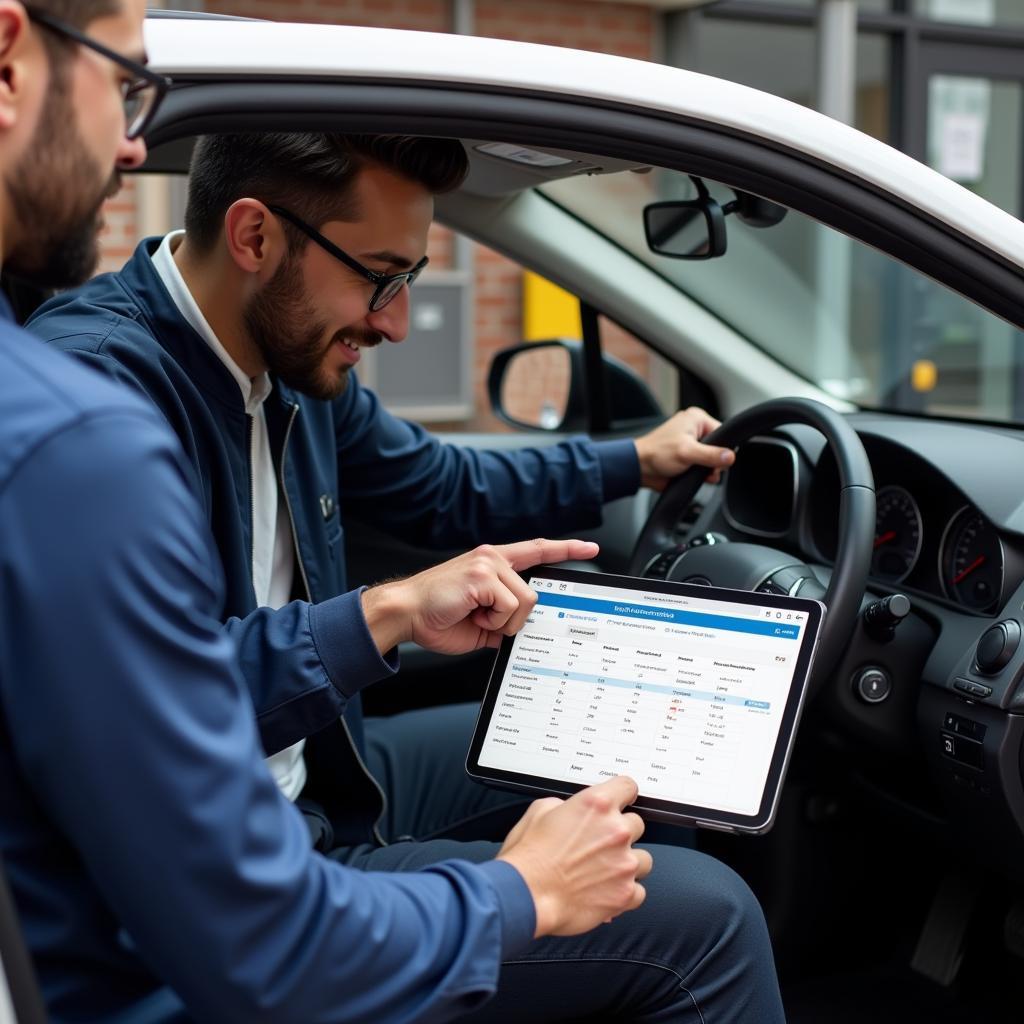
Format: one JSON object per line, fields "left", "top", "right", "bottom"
{"left": 871, "top": 485, "right": 922, "bottom": 583}
{"left": 940, "top": 506, "right": 1004, "bottom": 612}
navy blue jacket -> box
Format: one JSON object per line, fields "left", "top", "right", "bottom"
{"left": 0, "top": 300, "right": 535, "bottom": 1022}
{"left": 29, "top": 237, "right": 641, "bottom": 843}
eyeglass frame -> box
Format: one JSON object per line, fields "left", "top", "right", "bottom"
{"left": 24, "top": 6, "right": 171, "bottom": 140}
{"left": 268, "top": 204, "right": 429, "bottom": 313}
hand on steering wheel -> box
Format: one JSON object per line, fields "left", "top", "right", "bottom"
{"left": 628, "top": 398, "right": 875, "bottom": 686}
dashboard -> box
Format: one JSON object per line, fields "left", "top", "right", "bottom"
{"left": 720, "top": 418, "right": 1024, "bottom": 616}
{"left": 673, "top": 412, "right": 1024, "bottom": 877}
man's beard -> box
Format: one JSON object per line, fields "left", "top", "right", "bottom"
{"left": 5, "top": 72, "right": 117, "bottom": 289}
{"left": 244, "top": 250, "right": 382, "bottom": 401}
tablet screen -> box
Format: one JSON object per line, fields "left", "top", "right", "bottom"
{"left": 469, "top": 568, "right": 823, "bottom": 830}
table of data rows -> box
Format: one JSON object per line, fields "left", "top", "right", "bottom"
{"left": 480, "top": 585, "right": 807, "bottom": 816}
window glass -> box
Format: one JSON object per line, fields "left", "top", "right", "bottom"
{"left": 913, "top": 0, "right": 1024, "bottom": 27}
{"left": 600, "top": 316, "right": 678, "bottom": 417}
{"left": 719, "top": 0, "right": 889, "bottom": 8}
{"left": 541, "top": 168, "right": 1024, "bottom": 425}
{"left": 420, "top": 243, "right": 677, "bottom": 435}
{"left": 927, "top": 76, "right": 1022, "bottom": 218}
{"left": 856, "top": 33, "right": 890, "bottom": 143}
{"left": 695, "top": 20, "right": 892, "bottom": 143}
{"left": 696, "top": 20, "right": 815, "bottom": 109}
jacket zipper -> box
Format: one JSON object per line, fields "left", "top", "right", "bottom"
{"left": 277, "top": 401, "right": 389, "bottom": 847}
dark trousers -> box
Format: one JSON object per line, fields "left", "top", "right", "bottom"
{"left": 327, "top": 703, "right": 786, "bottom": 1024}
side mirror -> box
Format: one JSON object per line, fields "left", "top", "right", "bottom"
{"left": 643, "top": 177, "right": 727, "bottom": 260}
{"left": 488, "top": 339, "right": 663, "bottom": 433}
{"left": 492, "top": 341, "right": 577, "bottom": 431}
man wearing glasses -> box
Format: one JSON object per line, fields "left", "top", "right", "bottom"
{"left": 33, "top": 131, "right": 739, "bottom": 832}
{"left": 8, "top": 18, "right": 778, "bottom": 1024}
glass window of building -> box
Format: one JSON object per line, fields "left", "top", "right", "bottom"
{"left": 693, "top": 18, "right": 891, "bottom": 142}
{"left": 914, "top": 0, "right": 1024, "bottom": 27}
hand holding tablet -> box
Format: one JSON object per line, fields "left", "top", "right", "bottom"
{"left": 467, "top": 567, "right": 825, "bottom": 834}
{"left": 496, "top": 774, "right": 652, "bottom": 937}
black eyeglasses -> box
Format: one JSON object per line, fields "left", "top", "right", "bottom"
{"left": 268, "top": 205, "right": 428, "bottom": 313}
{"left": 25, "top": 7, "right": 170, "bottom": 140}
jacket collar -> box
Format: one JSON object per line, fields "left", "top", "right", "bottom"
{"left": 120, "top": 237, "right": 301, "bottom": 413}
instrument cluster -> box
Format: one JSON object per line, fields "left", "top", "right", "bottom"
{"left": 806, "top": 447, "right": 1005, "bottom": 613}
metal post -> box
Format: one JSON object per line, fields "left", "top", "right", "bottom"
{"left": 661, "top": 9, "right": 702, "bottom": 71}
{"left": 817, "top": 0, "right": 857, "bottom": 125}
{"left": 452, "top": 0, "right": 474, "bottom": 276}
{"left": 813, "top": 0, "right": 859, "bottom": 399}
{"left": 451, "top": 0, "right": 476, "bottom": 424}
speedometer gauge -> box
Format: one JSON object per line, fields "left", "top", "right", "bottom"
{"left": 871, "top": 485, "right": 922, "bottom": 583}
{"left": 940, "top": 506, "right": 1003, "bottom": 612}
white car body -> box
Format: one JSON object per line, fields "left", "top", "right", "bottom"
{"left": 145, "top": 19, "right": 1024, "bottom": 267}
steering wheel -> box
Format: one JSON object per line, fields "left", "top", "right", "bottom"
{"left": 627, "top": 398, "right": 875, "bottom": 683}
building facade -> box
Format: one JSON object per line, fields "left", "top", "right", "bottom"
{"left": 106, "top": 0, "right": 1024, "bottom": 429}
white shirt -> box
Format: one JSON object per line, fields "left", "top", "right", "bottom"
{"left": 152, "top": 231, "right": 307, "bottom": 800}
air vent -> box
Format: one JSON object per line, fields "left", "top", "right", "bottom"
{"left": 723, "top": 437, "right": 797, "bottom": 538}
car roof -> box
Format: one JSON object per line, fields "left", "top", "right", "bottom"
{"left": 144, "top": 17, "right": 1024, "bottom": 271}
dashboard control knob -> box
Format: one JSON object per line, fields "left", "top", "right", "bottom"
{"left": 975, "top": 619, "right": 1021, "bottom": 675}
{"left": 863, "top": 593, "right": 911, "bottom": 643}
{"left": 854, "top": 666, "right": 891, "bottom": 704}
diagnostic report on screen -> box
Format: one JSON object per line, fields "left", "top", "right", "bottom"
{"left": 477, "top": 576, "right": 812, "bottom": 816}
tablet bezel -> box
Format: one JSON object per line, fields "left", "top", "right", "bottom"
{"left": 466, "top": 566, "right": 825, "bottom": 834}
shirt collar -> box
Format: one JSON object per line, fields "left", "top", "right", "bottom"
{"left": 151, "top": 231, "right": 272, "bottom": 415}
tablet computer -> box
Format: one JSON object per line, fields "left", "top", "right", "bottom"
{"left": 466, "top": 566, "right": 825, "bottom": 834}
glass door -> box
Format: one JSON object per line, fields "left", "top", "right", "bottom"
{"left": 897, "top": 42, "right": 1024, "bottom": 420}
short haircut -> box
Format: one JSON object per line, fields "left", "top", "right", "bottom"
{"left": 29, "top": 1, "right": 120, "bottom": 26}
{"left": 184, "top": 133, "right": 469, "bottom": 254}
{"left": 29, "top": 0, "right": 123, "bottom": 70}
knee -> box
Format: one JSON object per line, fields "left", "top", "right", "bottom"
{"left": 650, "top": 847, "right": 769, "bottom": 944}
{"left": 703, "top": 858, "right": 766, "bottom": 942}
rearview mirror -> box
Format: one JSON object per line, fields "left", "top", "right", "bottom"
{"left": 643, "top": 178, "right": 788, "bottom": 261}
{"left": 643, "top": 178, "right": 726, "bottom": 260}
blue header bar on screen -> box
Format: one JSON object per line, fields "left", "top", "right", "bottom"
{"left": 534, "top": 591, "right": 802, "bottom": 639}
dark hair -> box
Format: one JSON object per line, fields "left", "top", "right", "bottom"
{"left": 29, "top": 1, "right": 121, "bottom": 27}
{"left": 184, "top": 133, "right": 469, "bottom": 254}
{"left": 28, "top": 1, "right": 123, "bottom": 83}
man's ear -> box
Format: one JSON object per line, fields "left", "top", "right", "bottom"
{"left": 0, "top": 2, "right": 32, "bottom": 132}
{"left": 224, "top": 199, "right": 289, "bottom": 279}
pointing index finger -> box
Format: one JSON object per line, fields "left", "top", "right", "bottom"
{"left": 499, "top": 538, "right": 600, "bottom": 572}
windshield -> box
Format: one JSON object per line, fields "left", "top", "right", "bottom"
{"left": 541, "top": 170, "right": 1024, "bottom": 425}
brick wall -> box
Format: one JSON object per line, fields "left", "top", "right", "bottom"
{"left": 98, "top": 178, "right": 138, "bottom": 273}
{"left": 205, "top": 0, "right": 448, "bottom": 30}
{"left": 106, "top": 1, "right": 659, "bottom": 429}
{"left": 476, "top": 0, "right": 654, "bottom": 60}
